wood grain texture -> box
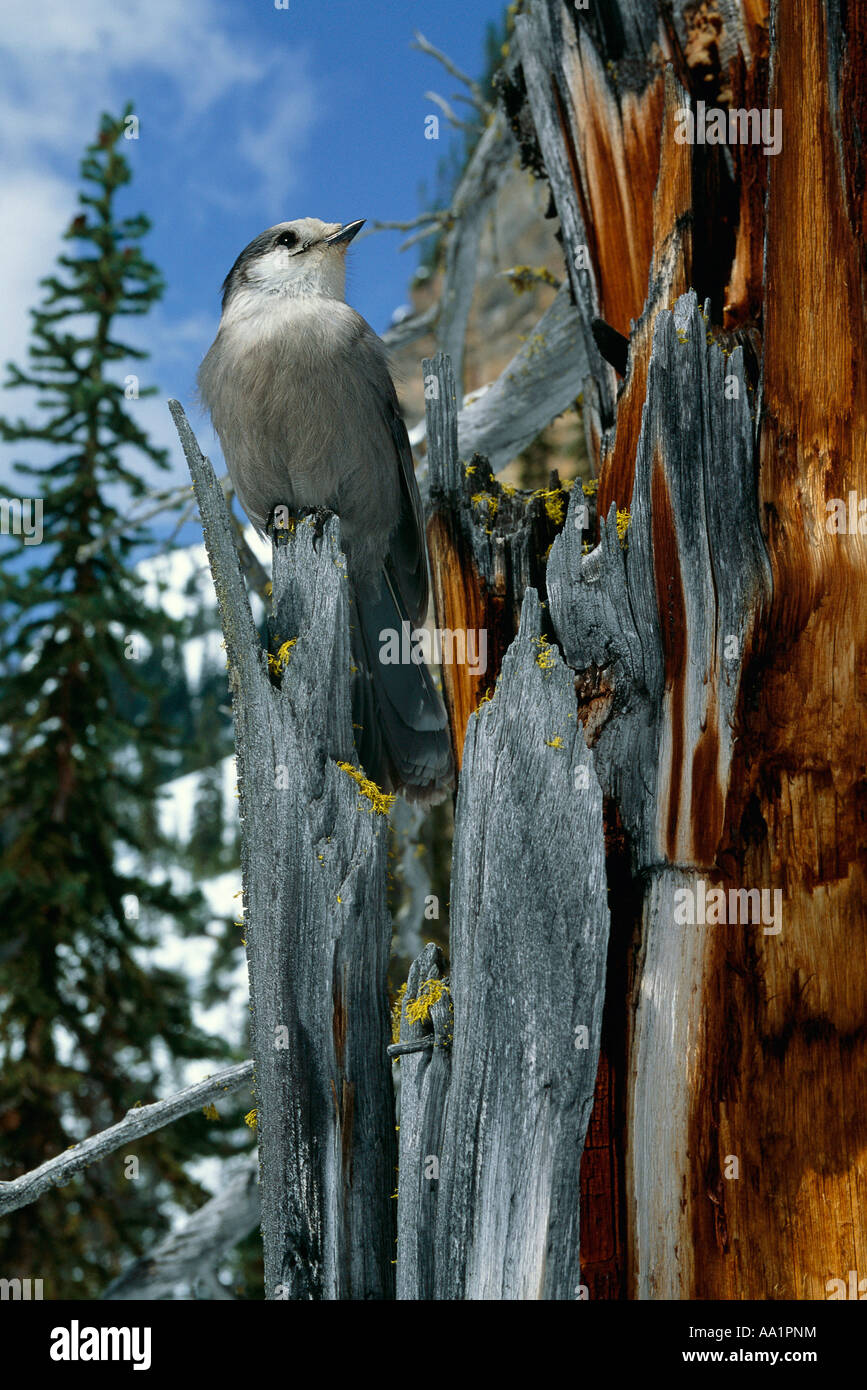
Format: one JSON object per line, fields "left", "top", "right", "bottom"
{"left": 394, "top": 943, "right": 451, "bottom": 1300}
{"left": 596, "top": 63, "right": 694, "bottom": 529}
{"left": 424, "top": 352, "right": 565, "bottom": 768}
{"left": 514, "top": 0, "right": 618, "bottom": 437}
{"left": 550, "top": 292, "right": 768, "bottom": 869}
{"left": 104, "top": 1157, "right": 259, "bottom": 1301}
{"left": 433, "top": 590, "right": 610, "bottom": 1299}
{"left": 548, "top": 289, "right": 772, "bottom": 1297}
{"left": 437, "top": 111, "right": 516, "bottom": 392}
{"left": 170, "top": 404, "right": 395, "bottom": 1301}
{"left": 685, "top": 0, "right": 867, "bottom": 1299}
{"left": 456, "top": 283, "right": 590, "bottom": 474}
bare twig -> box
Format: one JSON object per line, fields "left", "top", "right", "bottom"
{"left": 163, "top": 497, "right": 198, "bottom": 551}
{"left": 75, "top": 447, "right": 270, "bottom": 610}
{"left": 382, "top": 302, "right": 439, "bottom": 351}
{"left": 0, "top": 1059, "right": 254, "bottom": 1217}
{"left": 363, "top": 210, "right": 450, "bottom": 237}
{"left": 450, "top": 91, "right": 483, "bottom": 111}
{"left": 399, "top": 224, "right": 448, "bottom": 253}
{"left": 412, "top": 30, "right": 490, "bottom": 113}
{"left": 424, "top": 91, "right": 481, "bottom": 133}
{"left": 75, "top": 484, "right": 193, "bottom": 561}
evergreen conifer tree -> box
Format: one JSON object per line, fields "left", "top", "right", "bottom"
{"left": 0, "top": 107, "right": 236, "bottom": 1297}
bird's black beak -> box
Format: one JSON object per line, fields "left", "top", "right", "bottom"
{"left": 325, "top": 219, "right": 365, "bottom": 246}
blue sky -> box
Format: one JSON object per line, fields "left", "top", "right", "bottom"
{"left": 0, "top": 0, "right": 508, "bottom": 501}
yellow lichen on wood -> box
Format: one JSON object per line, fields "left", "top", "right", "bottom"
{"left": 405, "top": 978, "right": 448, "bottom": 1026}
{"left": 502, "top": 264, "right": 561, "bottom": 294}
{"left": 337, "top": 761, "right": 396, "bottom": 815}
{"left": 530, "top": 486, "right": 566, "bottom": 524}
{"left": 267, "top": 637, "right": 298, "bottom": 676}
{"left": 535, "top": 637, "right": 556, "bottom": 671}
{"left": 471, "top": 491, "right": 500, "bottom": 518}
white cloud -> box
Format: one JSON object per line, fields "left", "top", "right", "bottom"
{"left": 0, "top": 0, "right": 321, "bottom": 486}
{"left": 236, "top": 79, "right": 320, "bottom": 215}
{"left": 0, "top": 0, "right": 263, "bottom": 131}
{"left": 0, "top": 172, "right": 75, "bottom": 368}
{"left": 0, "top": 0, "right": 320, "bottom": 185}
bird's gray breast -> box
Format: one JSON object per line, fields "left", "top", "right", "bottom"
{"left": 198, "top": 297, "right": 401, "bottom": 580}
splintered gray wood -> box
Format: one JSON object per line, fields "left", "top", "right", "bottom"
{"left": 169, "top": 402, "right": 395, "bottom": 1301}
{"left": 433, "top": 590, "right": 609, "bottom": 1299}
{"left": 546, "top": 291, "right": 771, "bottom": 1295}
{"left": 546, "top": 291, "right": 771, "bottom": 871}
{"left": 104, "top": 1157, "right": 259, "bottom": 1301}
{"left": 395, "top": 943, "right": 451, "bottom": 1300}
{"left": 424, "top": 351, "right": 561, "bottom": 638}
{"left": 0, "top": 1059, "right": 254, "bottom": 1219}
{"left": 456, "top": 285, "right": 590, "bottom": 474}
{"left": 437, "top": 110, "right": 516, "bottom": 389}
{"left": 513, "top": 1, "right": 617, "bottom": 431}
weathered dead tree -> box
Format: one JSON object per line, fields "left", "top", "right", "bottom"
{"left": 477, "top": 0, "right": 867, "bottom": 1300}
{"left": 93, "top": 0, "right": 865, "bottom": 1302}
{"left": 0, "top": 1060, "right": 254, "bottom": 1221}
{"left": 392, "top": 579, "right": 610, "bottom": 1298}
{"left": 169, "top": 403, "right": 396, "bottom": 1300}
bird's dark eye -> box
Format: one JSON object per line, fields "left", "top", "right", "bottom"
{"left": 275, "top": 230, "right": 299, "bottom": 250}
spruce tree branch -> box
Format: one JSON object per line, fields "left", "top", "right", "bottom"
{"left": 0, "top": 1060, "right": 254, "bottom": 1216}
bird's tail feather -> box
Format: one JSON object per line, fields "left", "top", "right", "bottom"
{"left": 351, "top": 568, "right": 453, "bottom": 803}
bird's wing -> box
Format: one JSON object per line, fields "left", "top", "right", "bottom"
{"left": 354, "top": 318, "right": 429, "bottom": 628}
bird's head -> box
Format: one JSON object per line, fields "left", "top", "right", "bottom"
{"left": 220, "top": 217, "right": 365, "bottom": 310}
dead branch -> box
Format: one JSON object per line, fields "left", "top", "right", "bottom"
{"left": 412, "top": 30, "right": 490, "bottom": 113}
{"left": 424, "top": 91, "right": 481, "bottom": 132}
{"left": 75, "top": 484, "right": 193, "bottom": 561}
{"left": 0, "top": 1060, "right": 254, "bottom": 1217}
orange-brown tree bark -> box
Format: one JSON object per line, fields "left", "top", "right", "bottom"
{"left": 500, "top": 0, "right": 866, "bottom": 1300}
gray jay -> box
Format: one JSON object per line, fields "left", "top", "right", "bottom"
{"left": 197, "top": 217, "right": 453, "bottom": 801}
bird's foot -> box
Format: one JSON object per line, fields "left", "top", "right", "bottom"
{"left": 301, "top": 506, "right": 333, "bottom": 548}
{"left": 266, "top": 504, "right": 333, "bottom": 550}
